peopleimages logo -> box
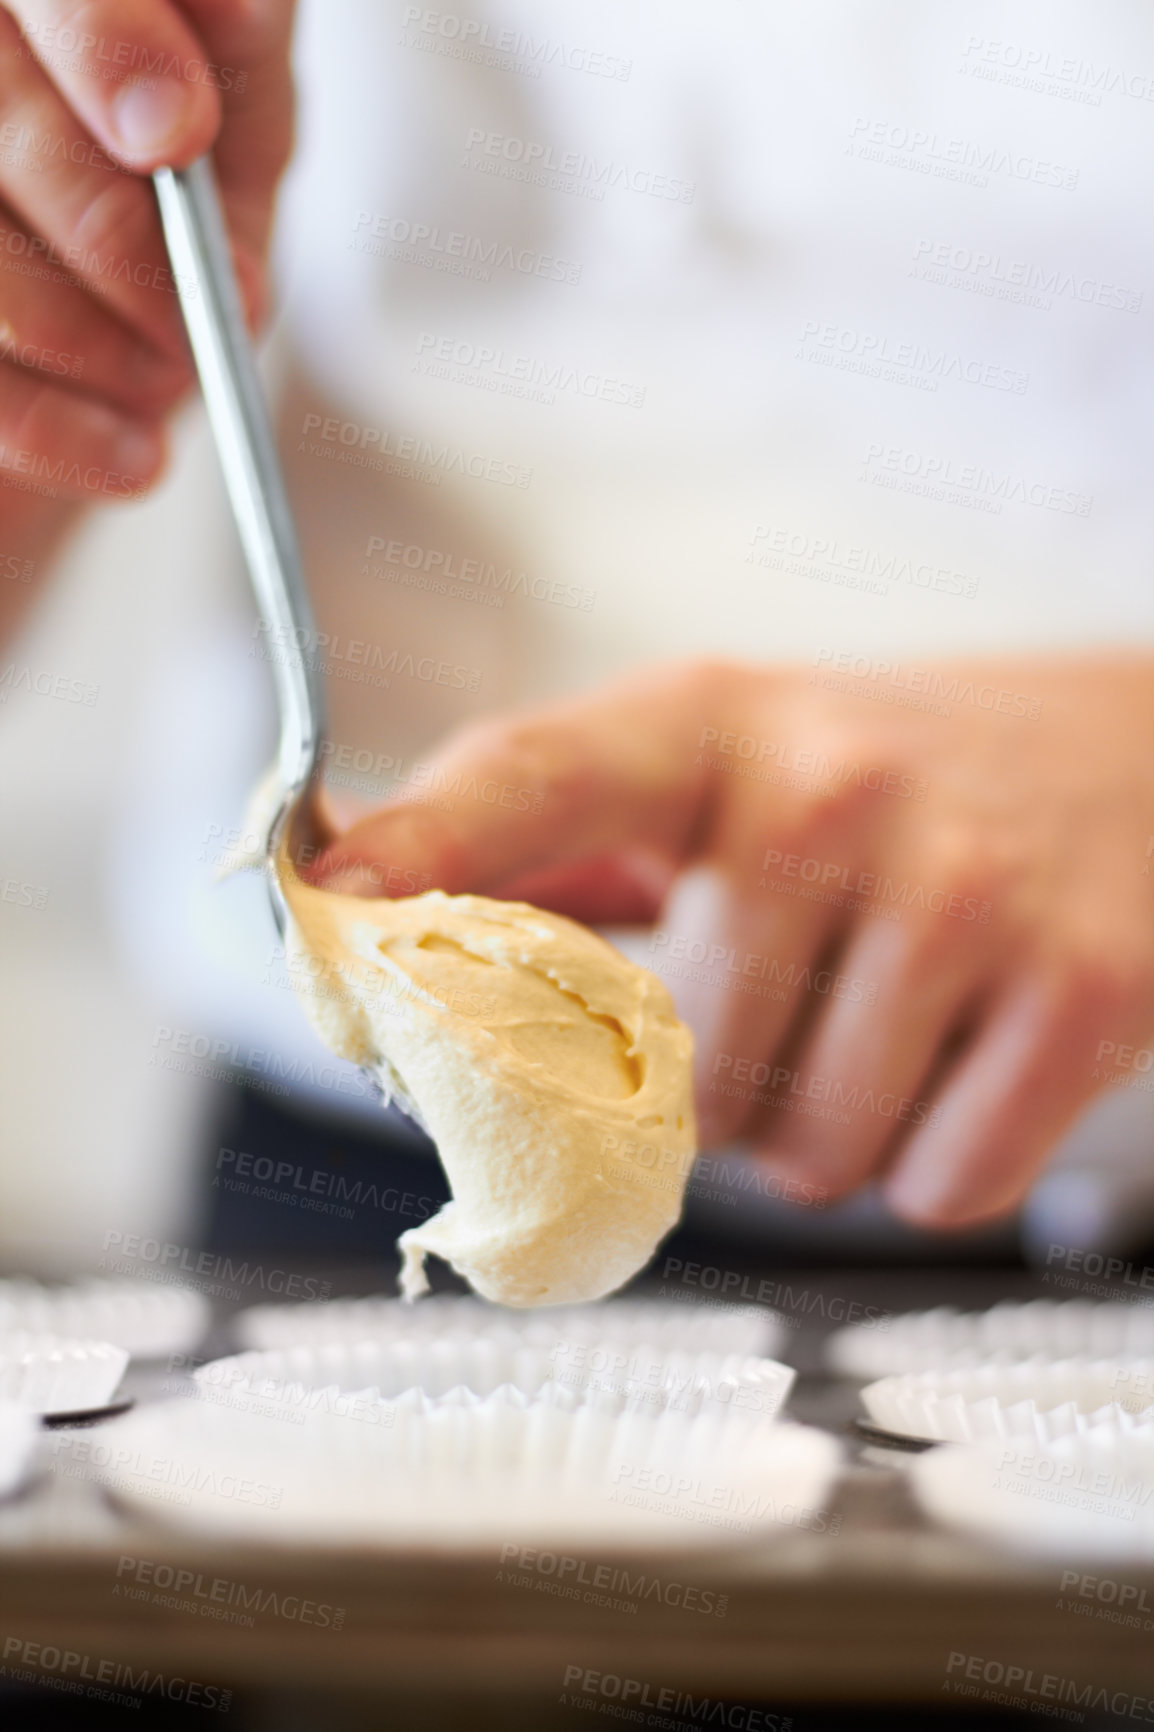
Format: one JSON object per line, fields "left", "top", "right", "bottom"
{"left": 959, "top": 35, "right": 1154, "bottom": 106}
{"left": 1, "top": 1636, "right": 231, "bottom": 1713}
{"left": 796, "top": 319, "right": 1027, "bottom": 393}
{"left": 847, "top": 116, "right": 1079, "bottom": 189}
{"left": 1057, "top": 1568, "right": 1154, "bottom": 1631}
{"left": 859, "top": 442, "right": 1092, "bottom": 516}
{"left": 16, "top": 17, "right": 246, "bottom": 89}
{"left": 559, "top": 1666, "right": 789, "bottom": 1728}
{"left": 114, "top": 1556, "right": 346, "bottom": 1632}
{"left": 943, "top": 1649, "right": 1154, "bottom": 1721}
{"left": 214, "top": 1147, "right": 440, "bottom": 1224}
{"left": 462, "top": 129, "right": 694, "bottom": 203}
{"left": 498, "top": 1546, "right": 728, "bottom": 1617}
{"left": 748, "top": 522, "right": 978, "bottom": 601}
{"left": 414, "top": 332, "right": 645, "bottom": 409}
{"left": 711, "top": 1051, "right": 940, "bottom": 1129}
{"left": 759, "top": 845, "right": 991, "bottom": 924}
{"left": 364, "top": 536, "right": 596, "bottom": 610}
{"left": 649, "top": 928, "right": 880, "bottom": 1002}
{"left": 659, "top": 1259, "right": 889, "bottom": 1328}
{"left": 811, "top": 648, "right": 1044, "bottom": 719}
{"left": 0, "top": 663, "right": 99, "bottom": 706}
{"left": 298, "top": 408, "right": 533, "bottom": 489}
{"left": 912, "top": 238, "right": 1142, "bottom": 313}
{"left": 399, "top": 8, "right": 633, "bottom": 82}
{"left": 1045, "top": 1242, "right": 1154, "bottom": 1290}
{"left": 48, "top": 1433, "right": 282, "bottom": 1513}
{"left": 696, "top": 720, "right": 929, "bottom": 798}
{"left": 254, "top": 618, "right": 483, "bottom": 693}
{"left": 97, "top": 1232, "right": 331, "bottom": 1303}
{"left": 350, "top": 210, "right": 582, "bottom": 286}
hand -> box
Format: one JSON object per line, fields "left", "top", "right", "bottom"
{"left": 0, "top": 0, "right": 295, "bottom": 506}
{"left": 309, "top": 655, "right": 1154, "bottom": 1230}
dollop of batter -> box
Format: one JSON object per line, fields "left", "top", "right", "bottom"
{"left": 277, "top": 862, "right": 696, "bottom": 1307}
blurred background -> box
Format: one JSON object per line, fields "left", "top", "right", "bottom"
{"left": 1, "top": 0, "right": 1152, "bottom": 1284}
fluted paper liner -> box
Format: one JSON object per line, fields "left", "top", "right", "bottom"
{"left": 912, "top": 1419, "right": 1154, "bottom": 1562}
{"left": 830, "top": 1300, "right": 1154, "bottom": 1379}
{"left": 235, "top": 1294, "right": 784, "bottom": 1359}
{"left": 0, "top": 1404, "right": 38, "bottom": 1498}
{"left": 0, "top": 1332, "right": 128, "bottom": 1415}
{"left": 83, "top": 1389, "right": 839, "bottom": 1550}
{"left": 861, "top": 1358, "right": 1154, "bottom": 1444}
{"left": 0, "top": 1280, "right": 209, "bottom": 1357}
{"left": 195, "top": 1337, "right": 795, "bottom": 1423}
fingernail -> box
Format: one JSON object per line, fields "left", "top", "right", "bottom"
{"left": 758, "top": 1156, "right": 834, "bottom": 1208}
{"left": 695, "top": 1088, "right": 743, "bottom": 1147}
{"left": 318, "top": 869, "right": 380, "bottom": 899}
{"left": 883, "top": 1165, "right": 949, "bottom": 1224}
{"left": 112, "top": 77, "right": 198, "bottom": 160}
{"left": 111, "top": 421, "right": 163, "bottom": 481}
{"left": 302, "top": 848, "right": 376, "bottom": 896}
{"left": 660, "top": 864, "right": 730, "bottom": 1067}
{"left": 694, "top": 1106, "right": 723, "bottom": 1147}
{"left": 232, "top": 245, "right": 268, "bottom": 333}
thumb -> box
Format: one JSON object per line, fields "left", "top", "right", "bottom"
{"left": 306, "top": 662, "right": 725, "bottom": 899}
{"left": 9, "top": 0, "right": 222, "bottom": 169}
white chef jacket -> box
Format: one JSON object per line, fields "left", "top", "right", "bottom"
{"left": 2, "top": 0, "right": 1152, "bottom": 1262}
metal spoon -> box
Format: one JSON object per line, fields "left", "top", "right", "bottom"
{"left": 153, "top": 156, "right": 324, "bottom": 937}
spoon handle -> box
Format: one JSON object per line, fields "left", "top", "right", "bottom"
{"left": 153, "top": 157, "right": 324, "bottom": 800}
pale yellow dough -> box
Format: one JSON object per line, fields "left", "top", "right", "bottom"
{"left": 277, "top": 863, "right": 696, "bottom": 1307}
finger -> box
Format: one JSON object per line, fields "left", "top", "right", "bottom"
{"left": 660, "top": 861, "right": 840, "bottom": 1147}
{"left": 0, "top": 487, "right": 81, "bottom": 643}
{"left": 0, "top": 361, "right": 163, "bottom": 497}
{"left": 750, "top": 914, "right": 985, "bottom": 1199}
{"left": 0, "top": 15, "right": 192, "bottom": 356}
{"left": 0, "top": 201, "right": 191, "bottom": 414}
{"left": 882, "top": 965, "right": 1145, "bottom": 1227}
{"left": 673, "top": 759, "right": 890, "bottom": 1146}
{"left": 6, "top": 0, "right": 220, "bottom": 169}
{"left": 311, "top": 662, "right": 728, "bottom": 895}
{"left": 490, "top": 850, "right": 674, "bottom": 926}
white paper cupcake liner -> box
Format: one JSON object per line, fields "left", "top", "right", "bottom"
{"left": 0, "top": 1333, "right": 128, "bottom": 1416}
{"left": 0, "top": 1403, "right": 39, "bottom": 1498}
{"left": 195, "top": 1337, "right": 795, "bottom": 1424}
{"left": 72, "top": 1390, "right": 840, "bottom": 1550}
{"left": 828, "top": 1300, "right": 1154, "bottom": 1379}
{"left": 0, "top": 1280, "right": 209, "bottom": 1357}
{"left": 235, "top": 1294, "right": 784, "bottom": 1359}
{"left": 912, "top": 1420, "right": 1154, "bottom": 1563}
{"left": 861, "top": 1358, "right": 1154, "bottom": 1444}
